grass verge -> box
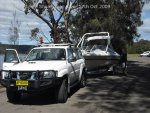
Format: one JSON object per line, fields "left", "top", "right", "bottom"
{"left": 128, "top": 54, "right": 139, "bottom": 58}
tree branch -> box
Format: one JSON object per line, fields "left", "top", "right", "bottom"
{"left": 47, "top": 7, "right": 56, "bottom": 26}
{"left": 56, "top": 0, "right": 67, "bottom": 24}
{"left": 51, "top": 3, "right": 62, "bottom": 14}
{"left": 21, "top": 0, "right": 53, "bottom": 29}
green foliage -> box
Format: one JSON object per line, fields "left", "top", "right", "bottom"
{"left": 22, "top": 0, "right": 144, "bottom": 45}
{"left": 22, "top": 0, "right": 79, "bottom": 43}
{"left": 128, "top": 39, "right": 150, "bottom": 54}
{"left": 72, "top": 0, "right": 144, "bottom": 44}
{"left": 30, "top": 28, "right": 40, "bottom": 41}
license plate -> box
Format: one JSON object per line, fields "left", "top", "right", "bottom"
{"left": 16, "top": 80, "right": 28, "bottom": 86}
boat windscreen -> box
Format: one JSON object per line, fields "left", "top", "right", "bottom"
{"left": 82, "top": 39, "right": 107, "bottom": 51}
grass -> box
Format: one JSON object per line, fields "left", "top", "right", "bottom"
{"left": 127, "top": 54, "right": 139, "bottom": 58}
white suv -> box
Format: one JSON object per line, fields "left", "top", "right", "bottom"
{"left": 1, "top": 44, "right": 86, "bottom": 103}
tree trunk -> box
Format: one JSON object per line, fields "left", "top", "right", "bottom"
{"left": 51, "top": 24, "right": 60, "bottom": 43}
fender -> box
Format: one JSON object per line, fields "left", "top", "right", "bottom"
{"left": 57, "top": 68, "right": 68, "bottom": 78}
{"left": 57, "top": 68, "right": 71, "bottom": 93}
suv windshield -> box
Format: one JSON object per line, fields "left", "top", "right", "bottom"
{"left": 26, "top": 48, "right": 66, "bottom": 61}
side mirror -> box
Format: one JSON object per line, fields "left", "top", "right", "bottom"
{"left": 68, "top": 57, "right": 76, "bottom": 62}
{"left": 20, "top": 56, "right": 26, "bottom": 62}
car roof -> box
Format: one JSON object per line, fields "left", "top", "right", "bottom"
{"left": 33, "top": 44, "right": 76, "bottom": 50}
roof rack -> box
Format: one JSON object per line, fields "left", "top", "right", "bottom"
{"left": 82, "top": 32, "right": 110, "bottom": 37}
{"left": 39, "top": 43, "right": 75, "bottom": 47}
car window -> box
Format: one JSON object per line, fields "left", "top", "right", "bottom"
{"left": 26, "top": 48, "right": 66, "bottom": 61}
{"left": 67, "top": 48, "right": 77, "bottom": 61}
{"left": 4, "top": 50, "right": 19, "bottom": 63}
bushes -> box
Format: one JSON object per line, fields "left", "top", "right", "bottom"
{"left": 128, "top": 39, "right": 150, "bottom": 54}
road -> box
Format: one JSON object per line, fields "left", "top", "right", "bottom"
{"left": 0, "top": 57, "right": 150, "bottom": 113}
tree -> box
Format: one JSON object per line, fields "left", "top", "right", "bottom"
{"left": 128, "top": 39, "right": 150, "bottom": 54}
{"left": 30, "top": 27, "right": 40, "bottom": 42}
{"left": 9, "top": 11, "right": 21, "bottom": 45}
{"left": 21, "top": 0, "right": 79, "bottom": 43}
{"left": 30, "top": 27, "right": 51, "bottom": 43}
{"left": 68, "top": 0, "right": 144, "bottom": 54}
{"left": 73, "top": 0, "right": 144, "bottom": 44}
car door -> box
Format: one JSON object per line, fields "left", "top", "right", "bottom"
{"left": 74, "top": 49, "right": 84, "bottom": 80}
{"left": 3, "top": 49, "right": 20, "bottom": 70}
{"left": 67, "top": 48, "right": 77, "bottom": 85}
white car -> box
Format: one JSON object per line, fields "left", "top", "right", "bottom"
{"left": 0, "top": 44, "right": 86, "bottom": 103}
{"left": 140, "top": 51, "right": 150, "bottom": 57}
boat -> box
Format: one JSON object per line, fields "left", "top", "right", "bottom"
{"left": 77, "top": 32, "right": 120, "bottom": 71}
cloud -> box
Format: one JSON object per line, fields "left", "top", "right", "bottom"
{"left": 139, "top": 18, "right": 150, "bottom": 34}
{"left": 0, "top": 0, "right": 51, "bottom": 45}
{"left": 0, "top": 0, "right": 24, "bottom": 12}
{"left": 139, "top": 26, "right": 150, "bottom": 33}
{"left": 0, "top": 23, "right": 10, "bottom": 29}
{"left": 138, "top": 2, "right": 150, "bottom": 41}
{"left": 143, "top": 2, "right": 150, "bottom": 12}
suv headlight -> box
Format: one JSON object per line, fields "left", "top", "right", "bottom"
{"left": 42, "top": 71, "right": 56, "bottom": 79}
{"left": 2, "top": 71, "right": 9, "bottom": 79}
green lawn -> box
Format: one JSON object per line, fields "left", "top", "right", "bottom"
{"left": 127, "top": 54, "right": 139, "bottom": 58}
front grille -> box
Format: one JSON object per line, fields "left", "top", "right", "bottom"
{"left": 20, "top": 72, "right": 32, "bottom": 80}
{"left": 10, "top": 71, "right": 36, "bottom": 80}
{"left": 10, "top": 71, "right": 17, "bottom": 79}
{"left": 9, "top": 71, "right": 50, "bottom": 80}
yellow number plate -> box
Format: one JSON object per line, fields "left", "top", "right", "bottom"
{"left": 16, "top": 80, "right": 28, "bottom": 86}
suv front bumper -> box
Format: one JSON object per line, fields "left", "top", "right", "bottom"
{"left": 0, "top": 78, "right": 61, "bottom": 92}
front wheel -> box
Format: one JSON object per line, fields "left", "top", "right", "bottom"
{"left": 55, "top": 79, "right": 68, "bottom": 103}
{"left": 6, "top": 89, "right": 21, "bottom": 102}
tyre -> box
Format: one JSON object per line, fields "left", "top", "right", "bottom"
{"left": 79, "top": 71, "right": 86, "bottom": 88}
{"left": 6, "top": 89, "right": 21, "bottom": 102}
{"left": 55, "top": 79, "right": 68, "bottom": 103}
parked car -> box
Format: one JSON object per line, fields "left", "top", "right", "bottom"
{"left": 0, "top": 44, "right": 86, "bottom": 103}
{"left": 140, "top": 51, "right": 150, "bottom": 57}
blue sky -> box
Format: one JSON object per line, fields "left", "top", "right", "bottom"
{"left": 138, "top": 1, "right": 150, "bottom": 41}
{"left": 0, "top": 0, "right": 150, "bottom": 45}
{"left": 0, "top": 0, "right": 50, "bottom": 45}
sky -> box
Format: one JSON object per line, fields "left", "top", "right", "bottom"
{"left": 0, "top": 0, "right": 50, "bottom": 45}
{"left": 0, "top": 0, "right": 150, "bottom": 45}
{"left": 138, "top": 1, "right": 150, "bottom": 41}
